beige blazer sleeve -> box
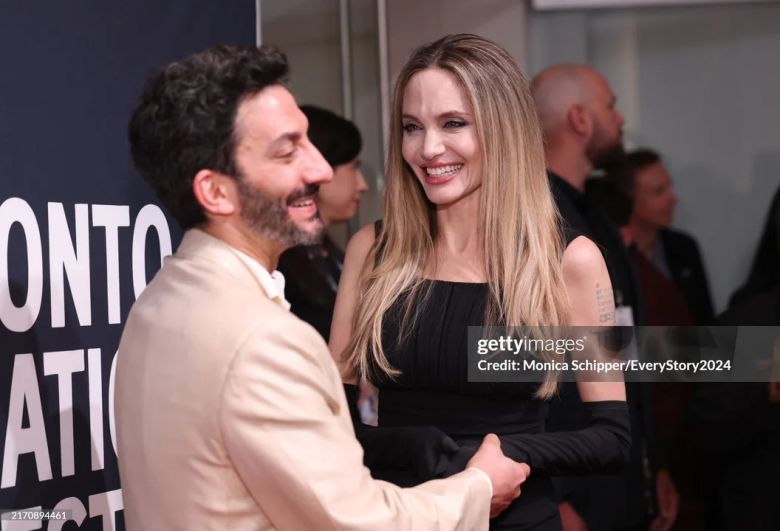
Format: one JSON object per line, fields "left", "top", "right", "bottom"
{"left": 220, "top": 316, "right": 491, "bottom": 531}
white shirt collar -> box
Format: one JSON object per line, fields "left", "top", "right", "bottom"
{"left": 230, "top": 248, "right": 291, "bottom": 311}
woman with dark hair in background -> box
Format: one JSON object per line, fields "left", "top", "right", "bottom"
{"left": 277, "top": 105, "right": 368, "bottom": 341}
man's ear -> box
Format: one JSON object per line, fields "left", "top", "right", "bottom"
{"left": 192, "top": 169, "right": 238, "bottom": 218}
{"left": 567, "top": 104, "right": 592, "bottom": 138}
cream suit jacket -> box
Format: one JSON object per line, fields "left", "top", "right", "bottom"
{"left": 116, "top": 229, "right": 491, "bottom": 530}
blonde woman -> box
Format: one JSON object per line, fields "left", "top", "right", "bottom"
{"left": 330, "top": 34, "right": 630, "bottom": 530}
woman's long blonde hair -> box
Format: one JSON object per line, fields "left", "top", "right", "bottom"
{"left": 342, "top": 34, "right": 569, "bottom": 398}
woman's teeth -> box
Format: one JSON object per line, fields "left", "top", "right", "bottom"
{"left": 425, "top": 164, "right": 463, "bottom": 176}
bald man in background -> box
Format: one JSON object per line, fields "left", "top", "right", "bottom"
{"left": 531, "top": 65, "right": 678, "bottom": 531}
{"left": 531, "top": 64, "right": 642, "bottom": 322}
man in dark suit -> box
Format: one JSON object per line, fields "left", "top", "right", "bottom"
{"left": 531, "top": 65, "right": 677, "bottom": 531}
{"left": 659, "top": 230, "right": 714, "bottom": 324}
{"left": 610, "top": 148, "right": 715, "bottom": 325}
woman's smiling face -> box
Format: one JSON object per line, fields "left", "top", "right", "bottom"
{"left": 401, "top": 68, "right": 482, "bottom": 207}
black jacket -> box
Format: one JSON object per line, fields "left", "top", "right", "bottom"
{"left": 660, "top": 229, "right": 715, "bottom": 324}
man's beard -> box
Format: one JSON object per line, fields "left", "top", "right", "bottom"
{"left": 235, "top": 178, "right": 323, "bottom": 248}
{"left": 586, "top": 125, "right": 626, "bottom": 170}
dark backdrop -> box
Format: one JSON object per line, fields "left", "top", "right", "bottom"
{"left": 0, "top": 2, "right": 255, "bottom": 528}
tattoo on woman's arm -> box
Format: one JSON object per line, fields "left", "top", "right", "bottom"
{"left": 596, "top": 284, "right": 615, "bottom": 323}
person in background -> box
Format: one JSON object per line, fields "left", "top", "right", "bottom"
{"left": 532, "top": 65, "right": 676, "bottom": 531}
{"left": 688, "top": 184, "right": 780, "bottom": 531}
{"left": 607, "top": 149, "right": 714, "bottom": 325}
{"left": 278, "top": 105, "right": 368, "bottom": 341}
{"left": 589, "top": 174, "right": 706, "bottom": 531}
{"left": 728, "top": 184, "right": 780, "bottom": 310}
{"left": 531, "top": 64, "right": 642, "bottom": 325}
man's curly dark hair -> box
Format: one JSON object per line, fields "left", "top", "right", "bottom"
{"left": 129, "top": 45, "right": 289, "bottom": 229}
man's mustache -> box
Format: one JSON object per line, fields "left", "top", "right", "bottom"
{"left": 286, "top": 184, "right": 320, "bottom": 205}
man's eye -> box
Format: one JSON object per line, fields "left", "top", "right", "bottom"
{"left": 402, "top": 123, "right": 420, "bottom": 133}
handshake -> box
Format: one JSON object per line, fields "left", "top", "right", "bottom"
{"left": 350, "top": 379, "right": 531, "bottom": 519}
{"left": 359, "top": 424, "right": 531, "bottom": 518}
{"left": 467, "top": 434, "right": 531, "bottom": 518}
{"left": 360, "top": 427, "right": 530, "bottom": 518}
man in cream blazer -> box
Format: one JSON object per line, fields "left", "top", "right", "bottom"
{"left": 116, "top": 44, "right": 528, "bottom": 530}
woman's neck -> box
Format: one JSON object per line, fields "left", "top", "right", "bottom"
{"left": 428, "top": 190, "right": 486, "bottom": 281}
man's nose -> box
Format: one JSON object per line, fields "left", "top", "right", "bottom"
{"left": 616, "top": 110, "right": 625, "bottom": 128}
{"left": 305, "top": 143, "right": 333, "bottom": 184}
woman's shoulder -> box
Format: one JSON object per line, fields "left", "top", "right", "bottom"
{"left": 562, "top": 235, "right": 605, "bottom": 279}
{"left": 342, "top": 221, "right": 380, "bottom": 273}
{"left": 345, "top": 221, "right": 378, "bottom": 253}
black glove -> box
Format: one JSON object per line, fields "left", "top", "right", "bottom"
{"left": 500, "top": 400, "right": 631, "bottom": 476}
{"left": 344, "top": 384, "right": 470, "bottom": 482}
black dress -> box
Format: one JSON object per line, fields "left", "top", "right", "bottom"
{"left": 277, "top": 236, "right": 343, "bottom": 341}
{"left": 352, "top": 222, "right": 630, "bottom": 529}
{"left": 368, "top": 281, "right": 572, "bottom": 530}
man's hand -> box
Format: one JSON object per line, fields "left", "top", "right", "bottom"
{"left": 650, "top": 468, "right": 679, "bottom": 531}
{"left": 466, "top": 434, "right": 530, "bottom": 517}
{"left": 559, "top": 501, "right": 588, "bottom": 531}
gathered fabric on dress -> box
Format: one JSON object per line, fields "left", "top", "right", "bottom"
{"left": 370, "top": 280, "right": 562, "bottom": 531}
